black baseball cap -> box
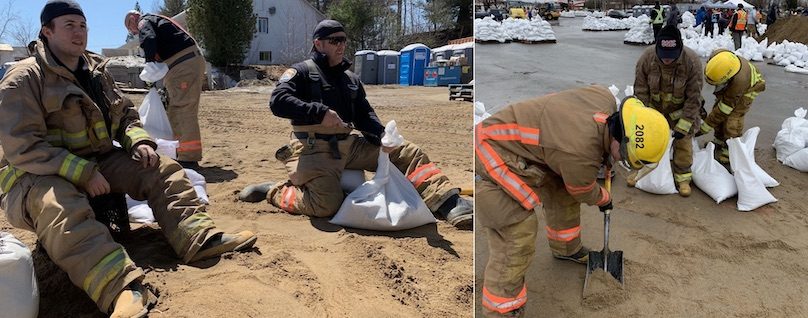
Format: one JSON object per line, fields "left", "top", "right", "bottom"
{"left": 656, "top": 25, "right": 683, "bottom": 61}
{"left": 313, "top": 20, "right": 345, "bottom": 40}
{"left": 40, "top": 0, "right": 85, "bottom": 26}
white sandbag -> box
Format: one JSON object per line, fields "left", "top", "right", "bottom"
{"left": 340, "top": 170, "right": 366, "bottom": 193}
{"left": 330, "top": 121, "right": 436, "bottom": 231}
{"left": 155, "top": 138, "right": 178, "bottom": 160}
{"left": 0, "top": 232, "right": 39, "bottom": 318}
{"left": 126, "top": 196, "right": 155, "bottom": 224}
{"left": 784, "top": 148, "right": 808, "bottom": 172}
{"left": 692, "top": 141, "right": 737, "bottom": 203}
{"left": 474, "top": 101, "right": 492, "bottom": 125}
{"left": 139, "top": 62, "right": 169, "bottom": 82}
{"left": 138, "top": 88, "right": 174, "bottom": 140}
{"left": 732, "top": 127, "right": 779, "bottom": 187}
{"left": 636, "top": 137, "right": 678, "bottom": 195}
{"left": 728, "top": 137, "right": 777, "bottom": 211}
{"left": 184, "top": 168, "right": 209, "bottom": 204}
{"left": 785, "top": 65, "right": 808, "bottom": 75}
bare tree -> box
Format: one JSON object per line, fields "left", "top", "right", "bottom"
{"left": 10, "top": 19, "right": 37, "bottom": 47}
{"left": 0, "top": 0, "right": 20, "bottom": 43}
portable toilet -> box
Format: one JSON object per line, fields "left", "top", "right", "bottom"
{"left": 376, "top": 50, "right": 400, "bottom": 85}
{"left": 354, "top": 50, "right": 378, "bottom": 84}
{"left": 399, "top": 43, "right": 430, "bottom": 86}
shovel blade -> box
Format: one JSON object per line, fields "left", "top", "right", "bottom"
{"left": 584, "top": 250, "right": 624, "bottom": 288}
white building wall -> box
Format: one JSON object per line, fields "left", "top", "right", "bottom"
{"left": 245, "top": 0, "right": 325, "bottom": 65}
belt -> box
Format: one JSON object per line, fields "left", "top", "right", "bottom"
{"left": 293, "top": 132, "right": 349, "bottom": 159}
{"left": 168, "top": 51, "right": 197, "bottom": 69}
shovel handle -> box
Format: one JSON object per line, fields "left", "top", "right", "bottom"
{"left": 603, "top": 165, "right": 612, "bottom": 272}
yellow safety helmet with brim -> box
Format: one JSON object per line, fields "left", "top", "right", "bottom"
{"left": 610, "top": 96, "right": 670, "bottom": 170}
{"left": 705, "top": 50, "right": 741, "bottom": 86}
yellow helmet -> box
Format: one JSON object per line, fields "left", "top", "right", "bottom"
{"left": 616, "top": 97, "right": 671, "bottom": 170}
{"left": 705, "top": 50, "right": 741, "bottom": 85}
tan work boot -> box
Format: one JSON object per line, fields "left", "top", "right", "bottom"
{"left": 110, "top": 281, "right": 156, "bottom": 318}
{"left": 552, "top": 246, "right": 590, "bottom": 265}
{"left": 678, "top": 181, "right": 691, "bottom": 197}
{"left": 625, "top": 170, "right": 639, "bottom": 188}
{"left": 189, "top": 231, "right": 258, "bottom": 263}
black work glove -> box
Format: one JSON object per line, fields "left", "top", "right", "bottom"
{"left": 599, "top": 201, "right": 613, "bottom": 213}
{"left": 673, "top": 131, "right": 686, "bottom": 140}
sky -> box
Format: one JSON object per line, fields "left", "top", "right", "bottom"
{"left": 4, "top": 0, "right": 163, "bottom": 52}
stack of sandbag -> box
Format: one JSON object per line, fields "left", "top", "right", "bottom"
{"left": 765, "top": 40, "right": 808, "bottom": 74}
{"left": 589, "top": 11, "right": 605, "bottom": 18}
{"left": 773, "top": 107, "right": 808, "bottom": 172}
{"left": 582, "top": 16, "right": 641, "bottom": 31}
{"left": 504, "top": 17, "right": 556, "bottom": 41}
{"left": 624, "top": 15, "right": 654, "bottom": 44}
{"left": 560, "top": 11, "right": 576, "bottom": 18}
{"left": 679, "top": 11, "right": 696, "bottom": 28}
{"left": 0, "top": 232, "right": 38, "bottom": 318}
{"left": 474, "top": 17, "right": 507, "bottom": 42}
{"left": 681, "top": 28, "right": 766, "bottom": 61}
{"left": 728, "top": 127, "right": 778, "bottom": 211}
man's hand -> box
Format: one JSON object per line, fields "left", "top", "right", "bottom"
{"left": 321, "top": 110, "right": 346, "bottom": 128}
{"left": 135, "top": 144, "right": 159, "bottom": 168}
{"left": 84, "top": 170, "right": 110, "bottom": 198}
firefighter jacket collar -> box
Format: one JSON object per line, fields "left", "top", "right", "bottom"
{"left": 34, "top": 40, "right": 106, "bottom": 83}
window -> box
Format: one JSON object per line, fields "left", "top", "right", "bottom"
{"left": 259, "top": 51, "right": 271, "bottom": 61}
{"left": 257, "top": 17, "right": 269, "bottom": 33}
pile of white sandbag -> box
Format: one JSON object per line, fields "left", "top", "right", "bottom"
{"left": 560, "top": 11, "right": 576, "bottom": 18}
{"left": 589, "top": 11, "right": 605, "bottom": 18}
{"left": 773, "top": 107, "right": 808, "bottom": 172}
{"left": 679, "top": 11, "right": 696, "bottom": 28}
{"left": 583, "top": 16, "right": 645, "bottom": 31}
{"left": 624, "top": 15, "right": 654, "bottom": 44}
{"left": 764, "top": 40, "right": 808, "bottom": 74}
{"left": 681, "top": 28, "right": 766, "bottom": 61}
{"left": 758, "top": 23, "right": 767, "bottom": 34}
{"left": 474, "top": 17, "right": 508, "bottom": 42}
{"left": 127, "top": 168, "right": 210, "bottom": 224}
{"left": 503, "top": 17, "right": 557, "bottom": 41}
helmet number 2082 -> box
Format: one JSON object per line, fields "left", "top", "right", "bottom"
{"left": 635, "top": 124, "right": 645, "bottom": 149}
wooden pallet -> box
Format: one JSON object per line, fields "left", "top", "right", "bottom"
{"left": 518, "top": 39, "right": 557, "bottom": 44}
{"left": 623, "top": 40, "right": 654, "bottom": 46}
{"left": 448, "top": 84, "right": 474, "bottom": 102}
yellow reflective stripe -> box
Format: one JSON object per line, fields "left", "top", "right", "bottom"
{"left": 0, "top": 165, "right": 26, "bottom": 193}
{"left": 59, "top": 153, "right": 89, "bottom": 183}
{"left": 62, "top": 129, "right": 91, "bottom": 148}
{"left": 749, "top": 63, "right": 764, "bottom": 86}
{"left": 745, "top": 91, "right": 760, "bottom": 99}
{"left": 92, "top": 121, "right": 109, "bottom": 140}
{"left": 171, "top": 213, "right": 215, "bottom": 251}
{"left": 670, "top": 95, "right": 684, "bottom": 104}
{"left": 111, "top": 122, "right": 120, "bottom": 138}
{"left": 700, "top": 122, "right": 714, "bottom": 133}
{"left": 668, "top": 109, "right": 683, "bottom": 121}
{"left": 674, "top": 172, "right": 693, "bottom": 183}
{"left": 718, "top": 102, "right": 733, "bottom": 115}
{"left": 675, "top": 118, "right": 692, "bottom": 132}
{"left": 46, "top": 129, "right": 63, "bottom": 146}
{"left": 123, "top": 127, "right": 150, "bottom": 150}
{"left": 82, "top": 249, "right": 128, "bottom": 302}
{"left": 651, "top": 93, "right": 661, "bottom": 102}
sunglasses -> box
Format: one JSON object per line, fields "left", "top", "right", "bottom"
{"left": 321, "top": 36, "right": 348, "bottom": 45}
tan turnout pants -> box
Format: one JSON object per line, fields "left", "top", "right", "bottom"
{"left": 164, "top": 46, "right": 206, "bottom": 162}
{"left": 267, "top": 133, "right": 458, "bottom": 217}
{"left": 476, "top": 167, "right": 583, "bottom": 317}
{"left": 0, "top": 149, "right": 221, "bottom": 312}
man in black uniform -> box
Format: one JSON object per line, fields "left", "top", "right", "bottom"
{"left": 125, "top": 10, "right": 205, "bottom": 169}
{"left": 239, "top": 20, "right": 473, "bottom": 229}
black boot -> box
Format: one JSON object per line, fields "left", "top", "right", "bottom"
{"left": 436, "top": 194, "right": 473, "bottom": 230}
{"left": 177, "top": 160, "right": 200, "bottom": 170}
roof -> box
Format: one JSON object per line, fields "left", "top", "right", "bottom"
{"left": 0, "top": 44, "right": 13, "bottom": 51}
{"left": 400, "top": 43, "right": 429, "bottom": 51}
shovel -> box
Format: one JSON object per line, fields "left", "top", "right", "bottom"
{"left": 584, "top": 166, "right": 624, "bottom": 289}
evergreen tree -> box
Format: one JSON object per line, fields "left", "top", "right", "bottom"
{"left": 187, "top": 0, "right": 256, "bottom": 67}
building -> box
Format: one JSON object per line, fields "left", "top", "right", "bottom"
{"left": 105, "top": 0, "right": 325, "bottom": 66}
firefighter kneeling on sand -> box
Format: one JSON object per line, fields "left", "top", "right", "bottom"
{"left": 0, "top": 1, "right": 256, "bottom": 317}
{"left": 238, "top": 20, "right": 473, "bottom": 229}
{"left": 476, "top": 86, "right": 670, "bottom": 317}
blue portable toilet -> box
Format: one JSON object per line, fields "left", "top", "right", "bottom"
{"left": 399, "top": 43, "right": 430, "bottom": 86}
{"left": 376, "top": 50, "right": 400, "bottom": 85}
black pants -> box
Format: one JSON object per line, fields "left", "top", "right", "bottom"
{"left": 653, "top": 24, "right": 662, "bottom": 40}
{"left": 704, "top": 23, "right": 714, "bottom": 37}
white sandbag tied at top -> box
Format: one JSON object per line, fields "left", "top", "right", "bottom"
{"left": 330, "top": 121, "right": 436, "bottom": 231}
{"left": 0, "top": 232, "right": 39, "bottom": 318}
{"left": 728, "top": 127, "right": 778, "bottom": 211}
{"left": 138, "top": 62, "right": 174, "bottom": 141}
{"left": 636, "top": 137, "right": 679, "bottom": 195}
{"left": 773, "top": 107, "right": 808, "bottom": 172}
{"left": 692, "top": 140, "right": 737, "bottom": 204}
